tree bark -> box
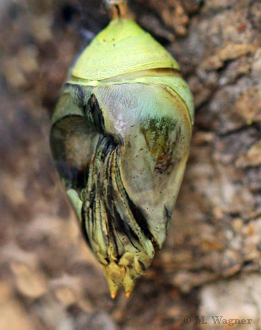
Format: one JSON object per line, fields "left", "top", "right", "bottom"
{"left": 0, "top": 0, "right": 261, "bottom": 329}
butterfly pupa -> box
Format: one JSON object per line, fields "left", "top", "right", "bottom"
{"left": 50, "top": 2, "right": 194, "bottom": 298}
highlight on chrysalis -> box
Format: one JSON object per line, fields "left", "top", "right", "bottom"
{"left": 50, "top": 0, "right": 194, "bottom": 298}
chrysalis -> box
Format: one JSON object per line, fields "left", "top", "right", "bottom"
{"left": 50, "top": 1, "right": 194, "bottom": 298}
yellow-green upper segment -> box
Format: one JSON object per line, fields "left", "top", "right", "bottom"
{"left": 72, "top": 19, "right": 180, "bottom": 81}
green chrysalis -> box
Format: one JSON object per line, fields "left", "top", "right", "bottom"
{"left": 50, "top": 4, "right": 194, "bottom": 298}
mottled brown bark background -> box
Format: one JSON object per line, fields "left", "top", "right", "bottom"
{"left": 0, "top": 0, "right": 261, "bottom": 329}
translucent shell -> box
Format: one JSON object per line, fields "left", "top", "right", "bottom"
{"left": 50, "top": 18, "right": 194, "bottom": 298}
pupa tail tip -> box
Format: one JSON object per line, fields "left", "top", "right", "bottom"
{"left": 125, "top": 291, "right": 131, "bottom": 298}
{"left": 110, "top": 291, "right": 118, "bottom": 299}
